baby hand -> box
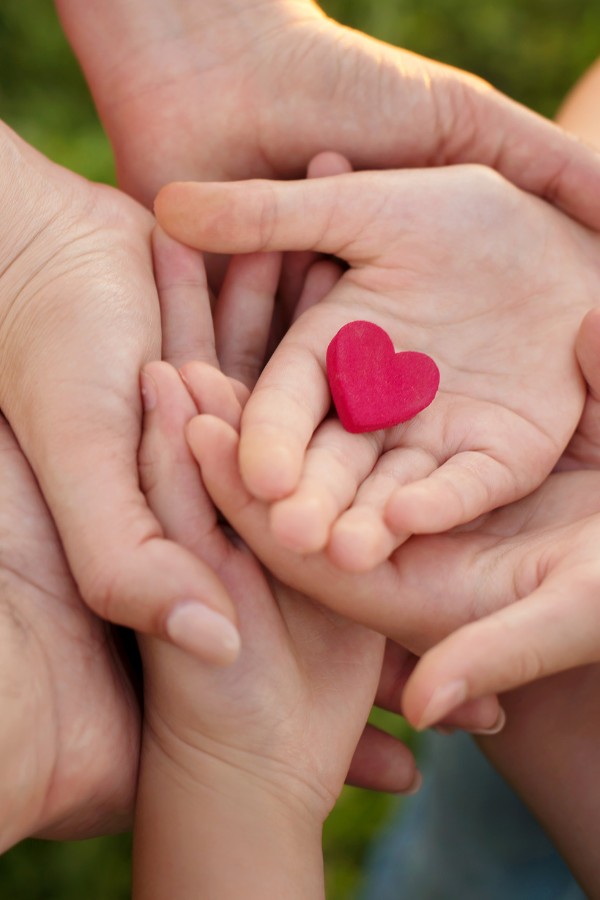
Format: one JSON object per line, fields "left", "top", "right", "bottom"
{"left": 156, "top": 166, "right": 600, "bottom": 573}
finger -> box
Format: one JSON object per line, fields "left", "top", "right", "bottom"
{"left": 269, "top": 420, "right": 382, "bottom": 554}
{"left": 23, "top": 393, "right": 239, "bottom": 665}
{"left": 140, "top": 363, "right": 242, "bottom": 665}
{"left": 373, "top": 641, "right": 502, "bottom": 734}
{"left": 291, "top": 259, "right": 345, "bottom": 324}
{"left": 576, "top": 307, "right": 600, "bottom": 403}
{"left": 189, "top": 414, "right": 495, "bottom": 646}
{"left": 560, "top": 307, "right": 600, "bottom": 470}
{"left": 328, "top": 446, "right": 438, "bottom": 572}
{"left": 275, "top": 153, "right": 352, "bottom": 326}
{"left": 307, "top": 151, "right": 354, "bottom": 179}
{"left": 384, "top": 450, "right": 522, "bottom": 535}
{"left": 140, "top": 361, "right": 226, "bottom": 559}
{"left": 345, "top": 723, "right": 420, "bottom": 795}
{"left": 152, "top": 226, "right": 218, "bottom": 369}
{"left": 154, "top": 171, "right": 404, "bottom": 259}
{"left": 214, "top": 251, "right": 282, "bottom": 389}
{"left": 238, "top": 329, "right": 332, "bottom": 501}
{"left": 179, "top": 361, "right": 245, "bottom": 432}
{"left": 402, "top": 568, "right": 600, "bottom": 731}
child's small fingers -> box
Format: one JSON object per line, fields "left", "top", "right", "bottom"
{"left": 269, "top": 421, "right": 381, "bottom": 553}
{"left": 239, "top": 344, "right": 331, "bottom": 501}
{"left": 402, "top": 570, "right": 600, "bottom": 731}
{"left": 187, "top": 414, "right": 258, "bottom": 521}
{"left": 152, "top": 226, "right": 218, "bottom": 369}
{"left": 345, "top": 723, "right": 420, "bottom": 795}
{"left": 139, "top": 361, "right": 222, "bottom": 559}
{"left": 384, "top": 451, "right": 521, "bottom": 535}
{"left": 291, "top": 259, "right": 345, "bottom": 324}
{"left": 328, "top": 447, "right": 438, "bottom": 572}
{"left": 214, "top": 251, "right": 282, "bottom": 389}
{"left": 179, "top": 361, "right": 245, "bottom": 432}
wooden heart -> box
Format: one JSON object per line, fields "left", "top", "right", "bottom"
{"left": 326, "top": 321, "right": 440, "bottom": 434}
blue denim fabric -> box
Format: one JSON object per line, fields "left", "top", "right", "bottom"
{"left": 357, "top": 731, "right": 586, "bottom": 900}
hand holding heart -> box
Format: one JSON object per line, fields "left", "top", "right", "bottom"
{"left": 156, "top": 164, "right": 600, "bottom": 572}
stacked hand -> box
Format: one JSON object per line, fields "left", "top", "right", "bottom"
{"left": 0, "top": 413, "right": 138, "bottom": 852}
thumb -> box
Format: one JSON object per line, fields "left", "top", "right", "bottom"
{"left": 402, "top": 567, "right": 600, "bottom": 731}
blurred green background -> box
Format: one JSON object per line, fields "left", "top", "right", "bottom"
{"left": 0, "top": 0, "right": 598, "bottom": 896}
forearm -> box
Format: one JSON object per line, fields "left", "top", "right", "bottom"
{"left": 478, "top": 668, "right": 600, "bottom": 898}
{"left": 133, "top": 727, "right": 326, "bottom": 900}
{"left": 556, "top": 58, "right": 600, "bottom": 150}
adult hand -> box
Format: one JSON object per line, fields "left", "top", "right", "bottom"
{"left": 56, "top": 0, "right": 600, "bottom": 231}
{"left": 0, "top": 413, "right": 138, "bottom": 851}
{"left": 0, "top": 123, "right": 238, "bottom": 659}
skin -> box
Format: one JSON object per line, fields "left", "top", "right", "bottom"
{"left": 557, "top": 58, "right": 600, "bottom": 152}
{"left": 0, "top": 412, "right": 139, "bottom": 849}
{"left": 148, "top": 228, "right": 508, "bottom": 736}
{"left": 155, "top": 165, "right": 600, "bottom": 573}
{"left": 55, "top": 0, "right": 600, "bottom": 234}
{"left": 133, "top": 358, "right": 399, "bottom": 899}
{"left": 181, "top": 305, "right": 600, "bottom": 740}
{"left": 145, "top": 240, "right": 600, "bottom": 899}
{"left": 0, "top": 0, "right": 594, "bottom": 691}
{"left": 0, "top": 121, "right": 240, "bottom": 664}
{"left": 148, "top": 235, "right": 600, "bottom": 896}
{"left": 132, "top": 235, "right": 424, "bottom": 898}
{"left": 479, "top": 666, "right": 600, "bottom": 898}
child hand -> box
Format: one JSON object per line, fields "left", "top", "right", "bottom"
{"left": 156, "top": 166, "right": 600, "bottom": 573}
{"left": 182, "top": 360, "right": 502, "bottom": 735}
{"left": 133, "top": 233, "right": 421, "bottom": 899}
{"left": 134, "top": 360, "right": 418, "bottom": 898}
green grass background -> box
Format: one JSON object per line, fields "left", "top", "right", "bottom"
{"left": 0, "top": 0, "right": 597, "bottom": 896}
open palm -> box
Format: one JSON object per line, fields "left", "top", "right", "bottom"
{"left": 157, "top": 165, "right": 600, "bottom": 572}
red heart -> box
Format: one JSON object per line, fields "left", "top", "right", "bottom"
{"left": 326, "top": 321, "right": 440, "bottom": 434}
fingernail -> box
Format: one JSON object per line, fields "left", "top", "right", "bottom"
{"left": 166, "top": 601, "right": 241, "bottom": 666}
{"left": 399, "top": 769, "right": 423, "bottom": 796}
{"left": 468, "top": 706, "right": 507, "bottom": 736}
{"left": 433, "top": 724, "right": 457, "bottom": 737}
{"left": 417, "top": 680, "right": 468, "bottom": 731}
{"left": 140, "top": 371, "right": 157, "bottom": 412}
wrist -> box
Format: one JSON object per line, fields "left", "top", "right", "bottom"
{"left": 134, "top": 722, "right": 326, "bottom": 900}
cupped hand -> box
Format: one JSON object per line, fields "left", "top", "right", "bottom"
{"left": 156, "top": 165, "right": 600, "bottom": 571}
{"left": 0, "top": 123, "right": 238, "bottom": 660}
{"left": 57, "top": 0, "right": 600, "bottom": 232}
{"left": 0, "top": 413, "right": 139, "bottom": 852}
